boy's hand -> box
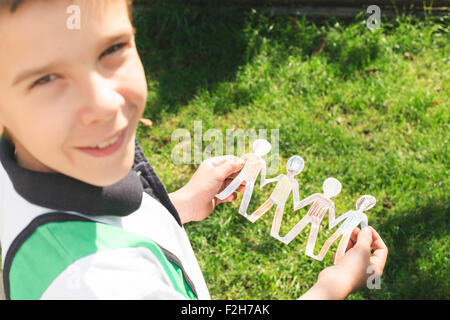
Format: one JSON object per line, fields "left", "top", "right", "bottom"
{"left": 169, "top": 156, "right": 246, "bottom": 224}
{"left": 299, "top": 226, "right": 388, "bottom": 300}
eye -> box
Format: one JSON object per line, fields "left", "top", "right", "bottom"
{"left": 100, "top": 42, "right": 127, "bottom": 59}
{"left": 30, "top": 74, "right": 58, "bottom": 89}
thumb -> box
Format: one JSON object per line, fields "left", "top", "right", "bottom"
{"left": 355, "top": 227, "right": 373, "bottom": 251}
{"left": 216, "top": 158, "right": 245, "bottom": 180}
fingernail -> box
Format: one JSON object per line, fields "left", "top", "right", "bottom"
{"left": 362, "top": 227, "right": 371, "bottom": 234}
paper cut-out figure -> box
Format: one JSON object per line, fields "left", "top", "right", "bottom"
{"left": 215, "top": 139, "right": 271, "bottom": 218}
{"left": 277, "top": 178, "right": 342, "bottom": 261}
{"left": 248, "top": 156, "right": 304, "bottom": 238}
{"left": 317, "top": 195, "right": 376, "bottom": 264}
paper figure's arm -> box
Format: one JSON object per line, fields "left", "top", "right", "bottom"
{"left": 260, "top": 174, "right": 282, "bottom": 189}
{"left": 329, "top": 211, "right": 351, "bottom": 229}
{"left": 292, "top": 180, "right": 300, "bottom": 205}
{"left": 360, "top": 213, "right": 368, "bottom": 229}
{"left": 294, "top": 194, "right": 318, "bottom": 211}
{"left": 328, "top": 204, "right": 336, "bottom": 229}
{"left": 259, "top": 159, "right": 268, "bottom": 187}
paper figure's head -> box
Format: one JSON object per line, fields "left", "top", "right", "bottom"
{"left": 356, "top": 195, "right": 376, "bottom": 211}
{"left": 252, "top": 139, "right": 271, "bottom": 157}
{"left": 286, "top": 155, "right": 304, "bottom": 176}
{"left": 323, "top": 177, "right": 342, "bottom": 198}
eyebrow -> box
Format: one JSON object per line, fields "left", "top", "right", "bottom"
{"left": 11, "top": 31, "right": 134, "bottom": 87}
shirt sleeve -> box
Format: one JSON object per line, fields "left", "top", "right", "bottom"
{"left": 40, "top": 247, "right": 188, "bottom": 300}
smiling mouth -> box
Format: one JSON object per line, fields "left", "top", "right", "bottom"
{"left": 88, "top": 131, "right": 123, "bottom": 149}
{"left": 76, "top": 128, "right": 127, "bottom": 157}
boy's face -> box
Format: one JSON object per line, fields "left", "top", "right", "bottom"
{"left": 0, "top": 0, "right": 147, "bottom": 187}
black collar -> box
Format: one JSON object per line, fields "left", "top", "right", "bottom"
{"left": 0, "top": 136, "right": 143, "bottom": 217}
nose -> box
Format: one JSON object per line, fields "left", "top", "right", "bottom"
{"left": 78, "top": 72, "right": 124, "bottom": 126}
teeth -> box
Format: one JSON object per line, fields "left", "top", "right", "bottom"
{"left": 90, "top": 133, "right": 121, "bottom": 149}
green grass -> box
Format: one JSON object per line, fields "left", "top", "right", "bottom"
{"left": 133, "top": 3, "right": 449, "bottom": 299}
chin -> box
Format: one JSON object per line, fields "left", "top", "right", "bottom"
{"left": 70, "top": 132, "right": 137, "bottom": 186}
{"left": 84, "top": 164, "right": 132, "bottom": 187}
{"left": 82, "top": 155, "right": 135, "bottom": 187}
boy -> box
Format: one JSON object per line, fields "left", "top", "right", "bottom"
{"left": 0, "top": 0, "right": 387, "bottom": 300}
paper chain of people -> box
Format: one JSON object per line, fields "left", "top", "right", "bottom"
{"left": 215, "top": 139, "right": 376, "bottom": 264}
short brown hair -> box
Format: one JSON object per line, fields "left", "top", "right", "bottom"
{"left": 0, "top": 0, "right": 133, "bottom": 21}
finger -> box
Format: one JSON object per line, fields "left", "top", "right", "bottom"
{"left": 228, "top": 172, "right": 240, "bottom": 180}
{"left": 222, "top": 178, "right": 233, "bottom": 188}
{"left": 346, "top": 237, "right": 355, "bottom": 252}
{"left": 216, "top": 192, "right": 237, "bottom": 204}
{"left": 354, "top": 227, "right": 373, "bottom": 252}
{"left": 344, "top": 228, "right": 360, "bottom": 251}
{"left": 221, "top": 178, "right": 245, "bottom": 194}
{"left": 351, "top": 227, "right": 361, "bottom": 244}
{"left": 236, "top": 183, "right": 246, "bottom": 194}
{"left": 368, "top": 227, "right": 388, "bottom": 274}
{"left": 216, "top": 157, "right": 245, "bottom": 181}
{"left": 220, "top": 180, "right": 246, "bottom": 195}
{"left": 208, "top": 155, "right": 241, "bottom": 167}
{"left": 370, "top": 226, "right": 388, "bottom": 251}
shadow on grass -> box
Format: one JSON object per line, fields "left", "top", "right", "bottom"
{"left": 133, "top": 1, "right": 446, "bottom": 126}
{"left": 360, "top": 200, "right": 449, "bottom": 299}
{"left": 133, "top": 2, "right": 254, "bottom": 120}
{"left": 132, "top": 1, "right": 385, "bottom": 122}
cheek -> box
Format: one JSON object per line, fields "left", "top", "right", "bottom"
{"left": 117, "top": 54, "right": 148, "bottom": 115}
{"left": 22, "top": 109, "right": 70, "bottom": 150}
{"left": 10, "top": 108, "right": 70, "bottom": 170}
{"left": 16, "top": 93, "right": 75, "bottom": 147}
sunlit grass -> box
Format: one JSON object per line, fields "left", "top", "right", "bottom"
{"left": 134, "top": 3, "right": 449, "bottom": 299}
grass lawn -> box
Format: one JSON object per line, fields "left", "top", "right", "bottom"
{"left": 137, "top": 3, "right": 447, "bottom": 299}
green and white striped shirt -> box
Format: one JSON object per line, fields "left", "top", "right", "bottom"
{"left": 0, "top": 136, "right": 210, "bottom": 300}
